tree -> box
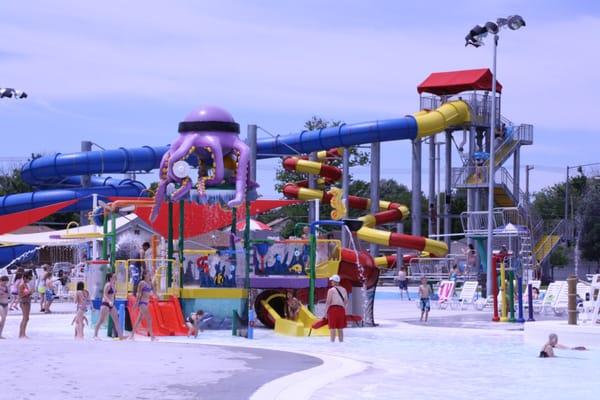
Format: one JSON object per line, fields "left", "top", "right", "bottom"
{"left": 533, "top": 175, "right": 587, "bottom": 220}
{"left": 265, "top": 116, "right": 370, "bottom": 237}
{"left": 578, "top": 180, "right": 600, "bottom": 261}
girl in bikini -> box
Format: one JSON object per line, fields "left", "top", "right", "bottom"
{"left": 19, "top": 271, "right": 33, "bottom": 338}
{"left": 73, "top": 281, "right": 90, "bottom": 339}
{"left": 129, "top": 271, "right": 156, "bottom": 341}
{"left": 0, "top": 276, "right": 9, "bottom": 338}
{"left": 93, "top": 273, "right": 124, "bottom": 339}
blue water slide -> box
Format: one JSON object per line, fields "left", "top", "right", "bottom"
{"left": 256, "top": 116, "right": 418, "bottom": 157}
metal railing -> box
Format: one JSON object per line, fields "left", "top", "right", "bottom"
{"left": 534, "top": 219, "right": 566, "bottom": 264}
{"left": 452, "top": 165, "right": 489, "bottom": 188}
{"left": 460, "top": 209, "right": 505, "bottom": 235}
{"left": 408, "top": 256, "right": 478, "bottom": 281}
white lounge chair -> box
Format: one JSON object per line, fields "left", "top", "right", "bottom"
{"left": 552, "top": 283, "right": 570, "bottom": 315}
{"left": 536, "top": 281, "right": 564, "bottom": 315}
{"left": 452, "top": 281, "right": 478, "bottom": 310}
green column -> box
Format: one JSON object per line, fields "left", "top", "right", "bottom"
{"left": 110, "top": 213, "right": 116, "bottom": 272}
{"left": 167, "top": 201, "right": 174, "bottom": 287}
{"left": 178, "top": 199, "right": 185, "bottom": 289}
{"left": 244, "top": 200, "right": 250, "bottom": 299}
{"left": 308, "top": 230, "right": 317, "bottom": 313}
{"left": 102, "top": 214, "right": 108, "bottom": 260}
{"left": 508, "top": 270, "right": 516, "bottom": 322}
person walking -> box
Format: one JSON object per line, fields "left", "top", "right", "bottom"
{"left": 93, "top": 273, "right": 124, "bottom": 340}
{"left": 43, "top": 271, "right": 55, "bottom": 313}
{"left": 325, "top": 274, "right": 348, "bottom": 343}
{"left": 73, "top": 282, "right": 90, "bottom": 339}
{"left": 19, "top": 270, "right": 33, "bottom": 338}
{"left": 130, "top": 271, "right": 156, "bottom": 341}
{"left": 396, "top": 267, "right": 410, "bottom": 300}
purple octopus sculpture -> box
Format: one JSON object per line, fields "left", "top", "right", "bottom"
{"left": 150, "top": 105, "right": 251, "bottom": 221}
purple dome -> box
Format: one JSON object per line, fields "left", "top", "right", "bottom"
{"left": 183, "top": 105, "right": 235, "bottom": 123}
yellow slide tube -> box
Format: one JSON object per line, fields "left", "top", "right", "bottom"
{"left": 415, "top": 100, "right": 471, "bottom": 138}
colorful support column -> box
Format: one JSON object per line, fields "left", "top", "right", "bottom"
{"left": 178, "top": 199, "right": 185, "bottom": 289}
{"left": 167, "top": 201, "right": 174, "bottom": 287}
{"left": 500, "top": 260, "right": 508, "bottom": 322}
{"left": 308, "top": 228, "right": 317, "bottom": 312}
{"left": 102, "top": 215, "right": 108, "bottom": 260}
{"left": 527, "top": 283, "right": 535, "bottom": 322}
{"left": 492, "top": 256, "right": 499, "bottom": 322}
{"left": 516, "top": 275, "right": 525, "bottom": 323}
{"left": 508, "top": 270, "right": 515, "bottom": 322}
{"left": 110, "top": 213, "right": 116, "bottom": 272}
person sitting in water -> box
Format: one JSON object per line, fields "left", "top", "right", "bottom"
{"left": 284, "top": 290, "right": 301, "bottom": 321}
{"left": 539, "top": 333, "right": 586, "bottom": 357}
{"left": 186, "top": 310, "right": 205, "bottom": 338}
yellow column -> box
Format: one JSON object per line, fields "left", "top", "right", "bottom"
{"left": 500, "top": 261, "right": 508, "bottom": 322}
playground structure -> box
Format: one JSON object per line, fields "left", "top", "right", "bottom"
{"left": 0, "top": 66, "right": 559, "bottom": 335}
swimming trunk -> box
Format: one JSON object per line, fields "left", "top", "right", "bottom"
{"left": 138, "top": 301, "right": 148, "bottom": 306}
{"left": 539, "top": 351, "right": 549, "bottom": 358}
{"left": 420, "top": 298, "right": 431, "bottom": 312}
{"left": 45, "top": 289, "right": 55, "bottom": 302}
{"left": 0, "top": 303, "right": 7, "bottom": 309}
{"left": 101, "top": 301, "right": 113, "bottom": 310}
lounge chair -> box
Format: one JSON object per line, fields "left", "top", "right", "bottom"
{"left": 451, "top": 281, "right": 478, "bottom": 310}
{"left": 437, "top": 280, "right": 455, "bottom": 309}
{"left": 535, "top": 281, "right": 564, "bottom": 315}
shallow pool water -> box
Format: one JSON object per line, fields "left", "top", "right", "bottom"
{"left": 309, "top": 318, "right": 599, "bottom": 399}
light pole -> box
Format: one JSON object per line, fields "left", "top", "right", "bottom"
{"left": 465, "top": 14, "right": 526, "bottom": 297}
{"left": 525, "top": 165, "right": 534, "bottom": 203}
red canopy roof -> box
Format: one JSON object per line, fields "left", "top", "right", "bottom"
{"left": 417, "top": 68, "right": 502, "bottom": 96}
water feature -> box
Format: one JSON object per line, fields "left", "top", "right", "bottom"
{"left": 342, "top": 224, "right": 371, "bottom": 324}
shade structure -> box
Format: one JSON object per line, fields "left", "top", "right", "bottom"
{"left": 235, "top": 219, "right": 271, "bottom": 231}
{"left": 417, "top": 68, "right": 502, "bottom": 96}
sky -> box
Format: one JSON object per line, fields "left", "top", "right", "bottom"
{"left": 0, "top": 0, "right": 599, "bottom": 199}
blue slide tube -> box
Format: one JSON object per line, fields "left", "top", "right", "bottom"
{"left": 256, "top": 116, "right": 418, "bottom": 157}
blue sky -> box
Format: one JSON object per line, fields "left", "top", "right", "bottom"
{"left": 1, "top": 1, "right": 599, "bottom": 198}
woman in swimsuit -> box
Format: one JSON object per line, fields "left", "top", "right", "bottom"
{"left": 73, "top": 281, "right": 90, "bottom": 339}
{"left": 93, "top": 272, "right": 124, "bottom": 339}
{"left": 130, "top": 271, "right": 156, "bottom": 341}
{"left": 18, "top": 270, "right": 33, "bottom": 338}
{"left": 0, "top": 276, "right": 9, "bottom": 338}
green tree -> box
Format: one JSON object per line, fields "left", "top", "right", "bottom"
{"left": 265, "top": 116, "right": 369, "bottom": 237}
{"left": 578, "top": 180, "right": 600, "bottom": 261}
{"left": 533, "top": 174, "right": 587, "bottom": 220}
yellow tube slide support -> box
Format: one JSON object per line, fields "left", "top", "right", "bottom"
{"left": 415, "top": 100, "right": 471, "bottom": 139}
{"left": 423, "top": 239, "right": 449, "bottom": 258}
{"left": 356, "top": 226, "right": 391, "bottom": 247}
{"left": 295, "top": 159, "right": 324, "bottom": 175}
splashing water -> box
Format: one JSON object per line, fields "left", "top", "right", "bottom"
{"left": 3, "top": 246, "right": 42, "bottom": 270}
{"left": 116, "top": 231, "right": 147, "bottom": 260}
{"left": 342, "top": 225, "right": 370, "bottom": 323}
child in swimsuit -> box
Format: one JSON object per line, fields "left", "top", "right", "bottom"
{"left": 0, "top": 276, "right": 9, "bottom": 338}
{"left": 19, "top": 271, "right": 33, "bottom": 338}
{"left": 186, "top": 310, "right": 205, "bottom": 338}
{"left": 419, "top": 277, "right": 431, "bottom": 323}
{"left": 9, "top": 271, "right": 22, "bottom": 311}
{"left": 73, "top": 281, "right": 90, "bottom": 339}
